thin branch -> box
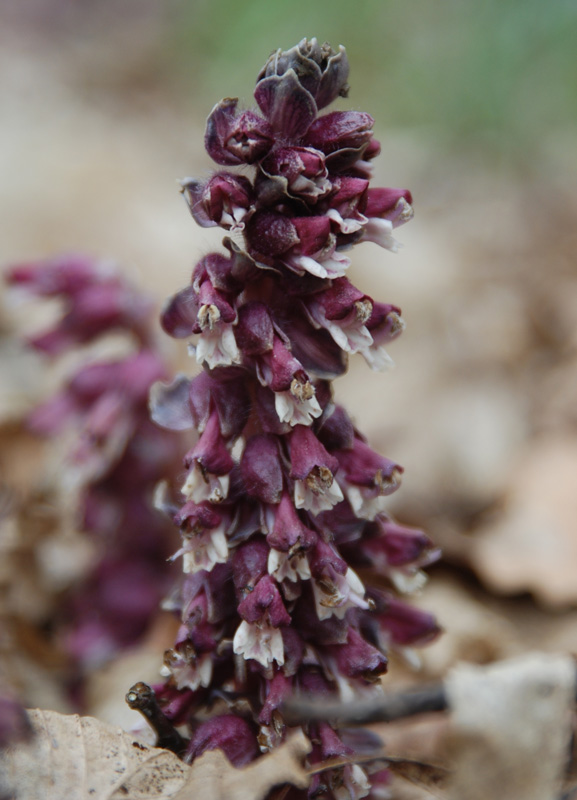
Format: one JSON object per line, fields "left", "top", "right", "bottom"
{"left": 282, "top": 684, "right": 448, "bottom": 727}
{"left": 125, "top": 682, "right": 186, "bottom": 755}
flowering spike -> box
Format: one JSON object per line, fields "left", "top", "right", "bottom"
{"left": 155, "top": 40, "right": 439, "bottom": 796}
{"left": 5, "top": 257, "right": 180, "bottom": 669}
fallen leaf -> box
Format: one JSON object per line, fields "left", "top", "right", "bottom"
{"left": 445, "top": 652, "right": 576, "bottom": 800}
{"left": 173, "top": 731, "right": 310, "bottom": 800}
{"left": 385, "top": 756, "right": 449, "bottom": 796}
{"left": 0, "top": 709, "right": 311, "bottom": 800}
{"left": 470, "top": 438, "right": 577, "bottom": 606}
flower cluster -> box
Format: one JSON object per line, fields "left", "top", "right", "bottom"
{"left": 6, "top": 255, "right": 180, "bottom": 667}
{"left": 153, "top": 39, "right": 440, "bottom": 797}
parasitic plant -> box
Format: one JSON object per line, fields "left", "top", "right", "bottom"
{"left": 149, "top": 39, "right": 441, "bottom": 797}
{"left": 6, "top": 256, "right": 180, "bottom": 669}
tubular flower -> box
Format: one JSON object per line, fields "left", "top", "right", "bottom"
{"left": 151, "top": 39, "right": 439, "bottom": 796}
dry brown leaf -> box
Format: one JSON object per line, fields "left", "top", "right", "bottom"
{"left": 173, "top": 732, "right": 310, "bottom": 800}
{"left": 385, "top": 756, "right": 449, "bottom": 795}
{"left": 0, "top": 708, "right": 311, "bottom": 800}
{"left": 470, "top": 437, "right": 577, "bottom": 606}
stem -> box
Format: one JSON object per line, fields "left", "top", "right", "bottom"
{"left": 125, "top": 682, "right": 186, "bottom": 754}
{"left": 281, "top": 684, "right": 448, "bottom": 726}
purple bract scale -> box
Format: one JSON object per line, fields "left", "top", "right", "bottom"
{"left": 152, "top": 39, "right": 439, "bottom": 798}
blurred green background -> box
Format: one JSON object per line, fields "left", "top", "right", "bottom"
{"left": 169, "top": 0, "right": 577, "bottom": 167}
{"left": 4, "top": 0, "right": 577, "bottom": 165}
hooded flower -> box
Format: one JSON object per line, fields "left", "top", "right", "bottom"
{"left": 143, "top": 39, "right": 438, "bottom": 800}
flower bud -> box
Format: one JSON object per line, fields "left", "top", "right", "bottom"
{"left": 367, "top": 589, "right": 440, "bottom": 648}
{"left": 365, "top": 187, "right": 414, "bottom": 228}
{"left": 232, "top": 538, "right": 269, "bottom": 597}
{"left": 257, "top": 38, "right": 349, "bottom": 110}
{"left": 336, "top": 436, "right": 403, "bottom": 520}
{"left": 304, "top": 111, "right": 374, "bottom": 155}
{"left": 259, "top": 146, "right": 331, "bottom": 203}
{"left": 205, "top": 98, "right": 274, "bottom": 166}
{"left": 235, "top": 302, "right": 275, "bottom": 356}
{"left": 325, "top": 627, "right": 387, "bottom": 680}
{"left": 181, "top": 172, "right": 254, "bottom": 230}
{"left": 266, "top": 490, "right": 316, "bottom": 551}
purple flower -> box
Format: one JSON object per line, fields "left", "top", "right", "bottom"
{"left": 245, "top": 211, "right": 350, "bottom": 279}
{"left": 7, "top": 255, "right": 153, "bottom": 353}
{"left": 186, "top": 714, "right": 259, "bottom": 766}
{"left": 304, "top": 111, "right": 375, "bottom": 158}
{"left": 289, "top": 425, "right": 344, "bottom": 515}
{"left": 171, "top": 501, "right": 229, "bottom": 574}
{"left": 205, "top": 98, "right": 274, "bottom": 166}
{"left": 335, "top": 436, "right": 404, "bottom": 520}
{"left": 181, "top": 172, "right": 254, "bottom": 230}
{"left": 149, "top": 40, "right": 437, "bottom": 798}
{"left": 258, "top": 146, "right": 331, "bottom": 203}
{"left": 6, "top": 257, "right": 180, "bottom": 671}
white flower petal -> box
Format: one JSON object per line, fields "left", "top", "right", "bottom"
{"left": 389, "top": 567, "right": 428, "bottom": 594}
{"left": 233, "top": 620, "right": 285, "bottom": 668}
{"left": 275, "top": 390, "right": 322, "bottom": 427}
{"left": 294, "top": 478, "right": 344, "bottom": 515}
{"left": 333, "top": 765, "right": 370, "bottom": 800}
{"left": 345, "top": 484, "right": 388, "bottom": 521}
{"left": 160, "top": 651, "right": 213, "bottom": 691}
{"left": 362, "top": 218, "right": 399, "bottom": 252}
{"left": 268, "top": 548, "right": 311, "bottom": 582}
{"left": 181, "top": 528, "right": 229, "bottom": 574}
{"left": 182, "top": 464, "right": 229, "bottom": 504}
{"left": 360, "top": 345, "right": 395, "bottom": 371}
{"left": 312, "top": 567, "right": 368, "bottom": 620}
{"left": 325, "top": 208, "right": 366, "bottom": 234}
{"left": 195, "top": 323, "right": 240, "bottom": 368}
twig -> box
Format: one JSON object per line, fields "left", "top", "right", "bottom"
{"left": 282, "top": 683, "right": 447, "bottom": 727}
{"left": 125, "top": 682, "right": 186, "bottom": 754}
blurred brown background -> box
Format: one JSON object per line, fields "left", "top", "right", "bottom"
{"left": 1, "top": 0, "right": 577, "bottom": 772}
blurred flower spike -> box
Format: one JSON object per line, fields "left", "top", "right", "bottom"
{"left": 152, "top": 37, "right": 440, "bottom": 796}
{"left": 5, "top": 255, "right": 180, "bottom": 669}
